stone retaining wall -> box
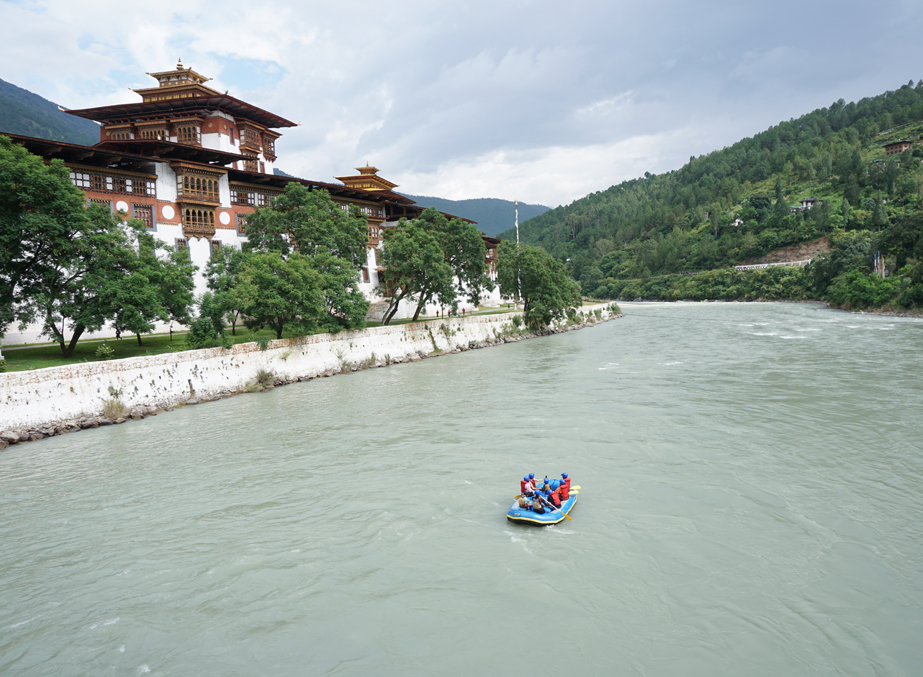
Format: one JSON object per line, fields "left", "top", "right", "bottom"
{"left": 0, "top": 304, "right": 619, "bottom": 437}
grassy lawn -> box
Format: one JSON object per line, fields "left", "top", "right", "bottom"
{"left": 1, "top": 327, "right": 303, "bottom": 373}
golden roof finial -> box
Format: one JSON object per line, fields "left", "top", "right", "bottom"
{"left": 177, "top": 57, "right": 184, "bottom": 70}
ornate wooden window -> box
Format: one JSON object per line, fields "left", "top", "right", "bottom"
{"left": 182, "top": 207, "right": 216, "bottom": 239}
{"left": 176, "top": 174, "right": 220, "bottom": 202}
{"left": 242, "top": 152, "right": 259, "bottom": 173}
{"left": 70, "top": 170, "right": 91, "bottom": 189}
{"left": 367, "top": 224, "right": 381, "bottom": 247}
{"left": 139, "top": 128, "right": 169, "bottom": 141}
{"left": 230, "top": 185, "right": 279, "bottom": 207}
{"left": 240, "top": 127, "right": 261, "bottom": 150}
{"left": 88, "top": 198, "right": 112, "bottom": 212}
{"left": 74, "top": 169, "right": 155, "bottom": 197}
{"left": 175, "top": 238, "right": 188, "bottom": 250}
{"left": 210, "top": 240, "right": 222, "bottom": 257}
{"left": 236, "top": 213, "right": 248, "bottom": 235}
{"left": 176, "top": 125, "right": 201, "bottom": 146}
{"left": 231, "top": 189, "right": 254, "bottom": 206}
{"left": 132, "top": 204, "right": 154, "bottom": 229}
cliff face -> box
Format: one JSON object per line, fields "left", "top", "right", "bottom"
{"left": 740, "top": 237, "right": 832, "bottom": 265}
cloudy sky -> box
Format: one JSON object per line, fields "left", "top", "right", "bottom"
{"left": 2, "top": 0, "right": 922, "bottom": 207}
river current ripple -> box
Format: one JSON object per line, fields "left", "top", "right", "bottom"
{"left": 2, "top": 302, "right": 922, "bottom": 675}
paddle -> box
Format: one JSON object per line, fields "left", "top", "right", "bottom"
{"left": 539, "top": 494, "right": 572, "bottom": 521}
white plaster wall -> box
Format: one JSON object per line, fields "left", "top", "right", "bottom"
{"left": 0, "top": 304, "right": 617, "bottom": 430}
{"left": 154, "top": 164, "right": 177, "bottom": 202}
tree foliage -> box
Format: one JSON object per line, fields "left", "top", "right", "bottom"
{"left": 232, "top": 252, "right": 325, "bottom": 339}
{"left": 244, "top": 183, "right": 368, "bottom": 268}
{"left": 379, "top": 219, "right": 453, "bottom": 324}
{"left": 1, "top": 136, "right": 198, "bottom": 355}
{"left": 497, "top": 80, "right": 923, "bottom": 310}
{"left": 497, "top": 241, "right": 582, "bottom": 329}
{"left": 378, "top": 207, "right": 492, "bottom": 324}
{"left": 243, "top": 183, "right": 369, "bottom": 330}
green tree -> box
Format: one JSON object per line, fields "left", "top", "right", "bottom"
{"left": 205, "top": 246, "right": 247, "bottom": 335}
{"left": 379, "top": 219, "right": 453, "bottom": 324}
{"left": 244, "top": 183, "right": 367, "bottom": 268}
{"left": 186, "top": 291, "right": 231, "bottom": 349}
{"left": 242, "top": 183, "right": 370, "bottom": 331}
{"left": 0, "top": 135, "right": 91, "bottom": 338}
{"left": 773, "top": 178, "right": 789, "bottom": 219}
{"left": 27, "top": 204, "right": 142, "bottom": 357}
{"left": 417, "top": 207, "right": 493, "bottom": 309}
{"left": 309, "top": 251, "right": 370, "bottom": 332}
{"left": 111, "top": 223, "right": 196, "bottom": 345}
{"left": 232, "top": 252, "right": 325, "bottom": 339}
{"left": 497, "top": 241, "right": 582, "bottom": 329}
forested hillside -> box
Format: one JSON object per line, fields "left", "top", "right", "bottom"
{"left": 501, "top": 80, "right": 923, "bottom": 310}
{"left": 0, "top": 78, "right": 100, "bottom": 146}
{"left": 399, "top": 194, "right": 548, "bottom": 236}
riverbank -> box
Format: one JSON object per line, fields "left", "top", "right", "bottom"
{"left": 0, "top": 303, "right": 620, "bottom": 445}
{"left": 619, "top": 296, "right": 923, "bottom": 318}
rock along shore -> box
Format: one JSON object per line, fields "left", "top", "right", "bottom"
{"left": 0, "top": 304, "right": 621, "bottom": 449}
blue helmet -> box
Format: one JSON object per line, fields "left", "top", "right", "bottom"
{"left": 523, "top": 476, "right": 529, "bottom": 482}
{"left": 562, "top": 472, "right": 569, "bottom": 479}
{"left": 529, "top": 473, "right": 535, "bottom": 479}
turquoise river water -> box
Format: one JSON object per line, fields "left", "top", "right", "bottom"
{"left": 1, "top": 302, "right": 922, "bottom": 675}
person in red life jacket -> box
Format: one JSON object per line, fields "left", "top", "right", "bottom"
{"left": 561, "top": 472, "right": 571, "bottom": 492}
{"left": 547, "top": 487, "right": 562, "bottom": 509}
{"left": 520, "top": 476, "right": 531, "bottom": 495}
{"left": 528, "top": 473, "right": 537, "bottom": 490}
{"left": 559, "top": 479, "right": 570, "bottom": 501}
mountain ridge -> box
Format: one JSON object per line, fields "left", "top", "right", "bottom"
{"left": 397, "top": 194, "right": 549, "bottom": 236}
{"left": 0, "top": 78, "right": 100, "bottom": 146}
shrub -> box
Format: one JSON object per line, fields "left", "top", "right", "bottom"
{"left": 511, "top": 315, "right": 523, "bottom": 329}
{"left": 95, "top": 343, "right": 115, "bottom": 360}
{"left": 0, "top": 358, "right": 6, "bottom": 373}
{"left": 255, "top": 368, "right": 274, "bottom": 386}
{"left": 827, "top": 270, "right": 901, "bottom": 309}
{"left": 101, "top": 397, "right": 128, "bottom": 419}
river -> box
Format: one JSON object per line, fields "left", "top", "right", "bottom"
{"left": 1, "top": 302, "right": 922, "bottom": 676}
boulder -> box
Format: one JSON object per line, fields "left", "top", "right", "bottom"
{"left": 28, "top": 433, "right": 45, "bottom": 441}
{"left": 80, "top": 419, "right": 98, "bottom": 429}
{"left": 98, "top": 418, "right": 113, "bottom": 426}
{"left": 186, "top": 398, "right": 199, "bottom": 405}
{"left": 0, "top": 431, "right": 20, "bottom": 444}
{"left": 114, "top": 418, "right": 127, "bottom": 424}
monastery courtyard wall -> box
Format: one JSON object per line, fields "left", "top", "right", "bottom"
{"left": 0, "top": 304, "right": 619, "bottom": 432}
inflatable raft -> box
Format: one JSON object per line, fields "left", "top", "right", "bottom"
{"left": 506, "top": 488, "right": 578, "bottom": 525}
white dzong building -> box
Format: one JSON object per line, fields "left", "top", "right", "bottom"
{"left": 3, "top": 61, "right": 500, "bottom": 342}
